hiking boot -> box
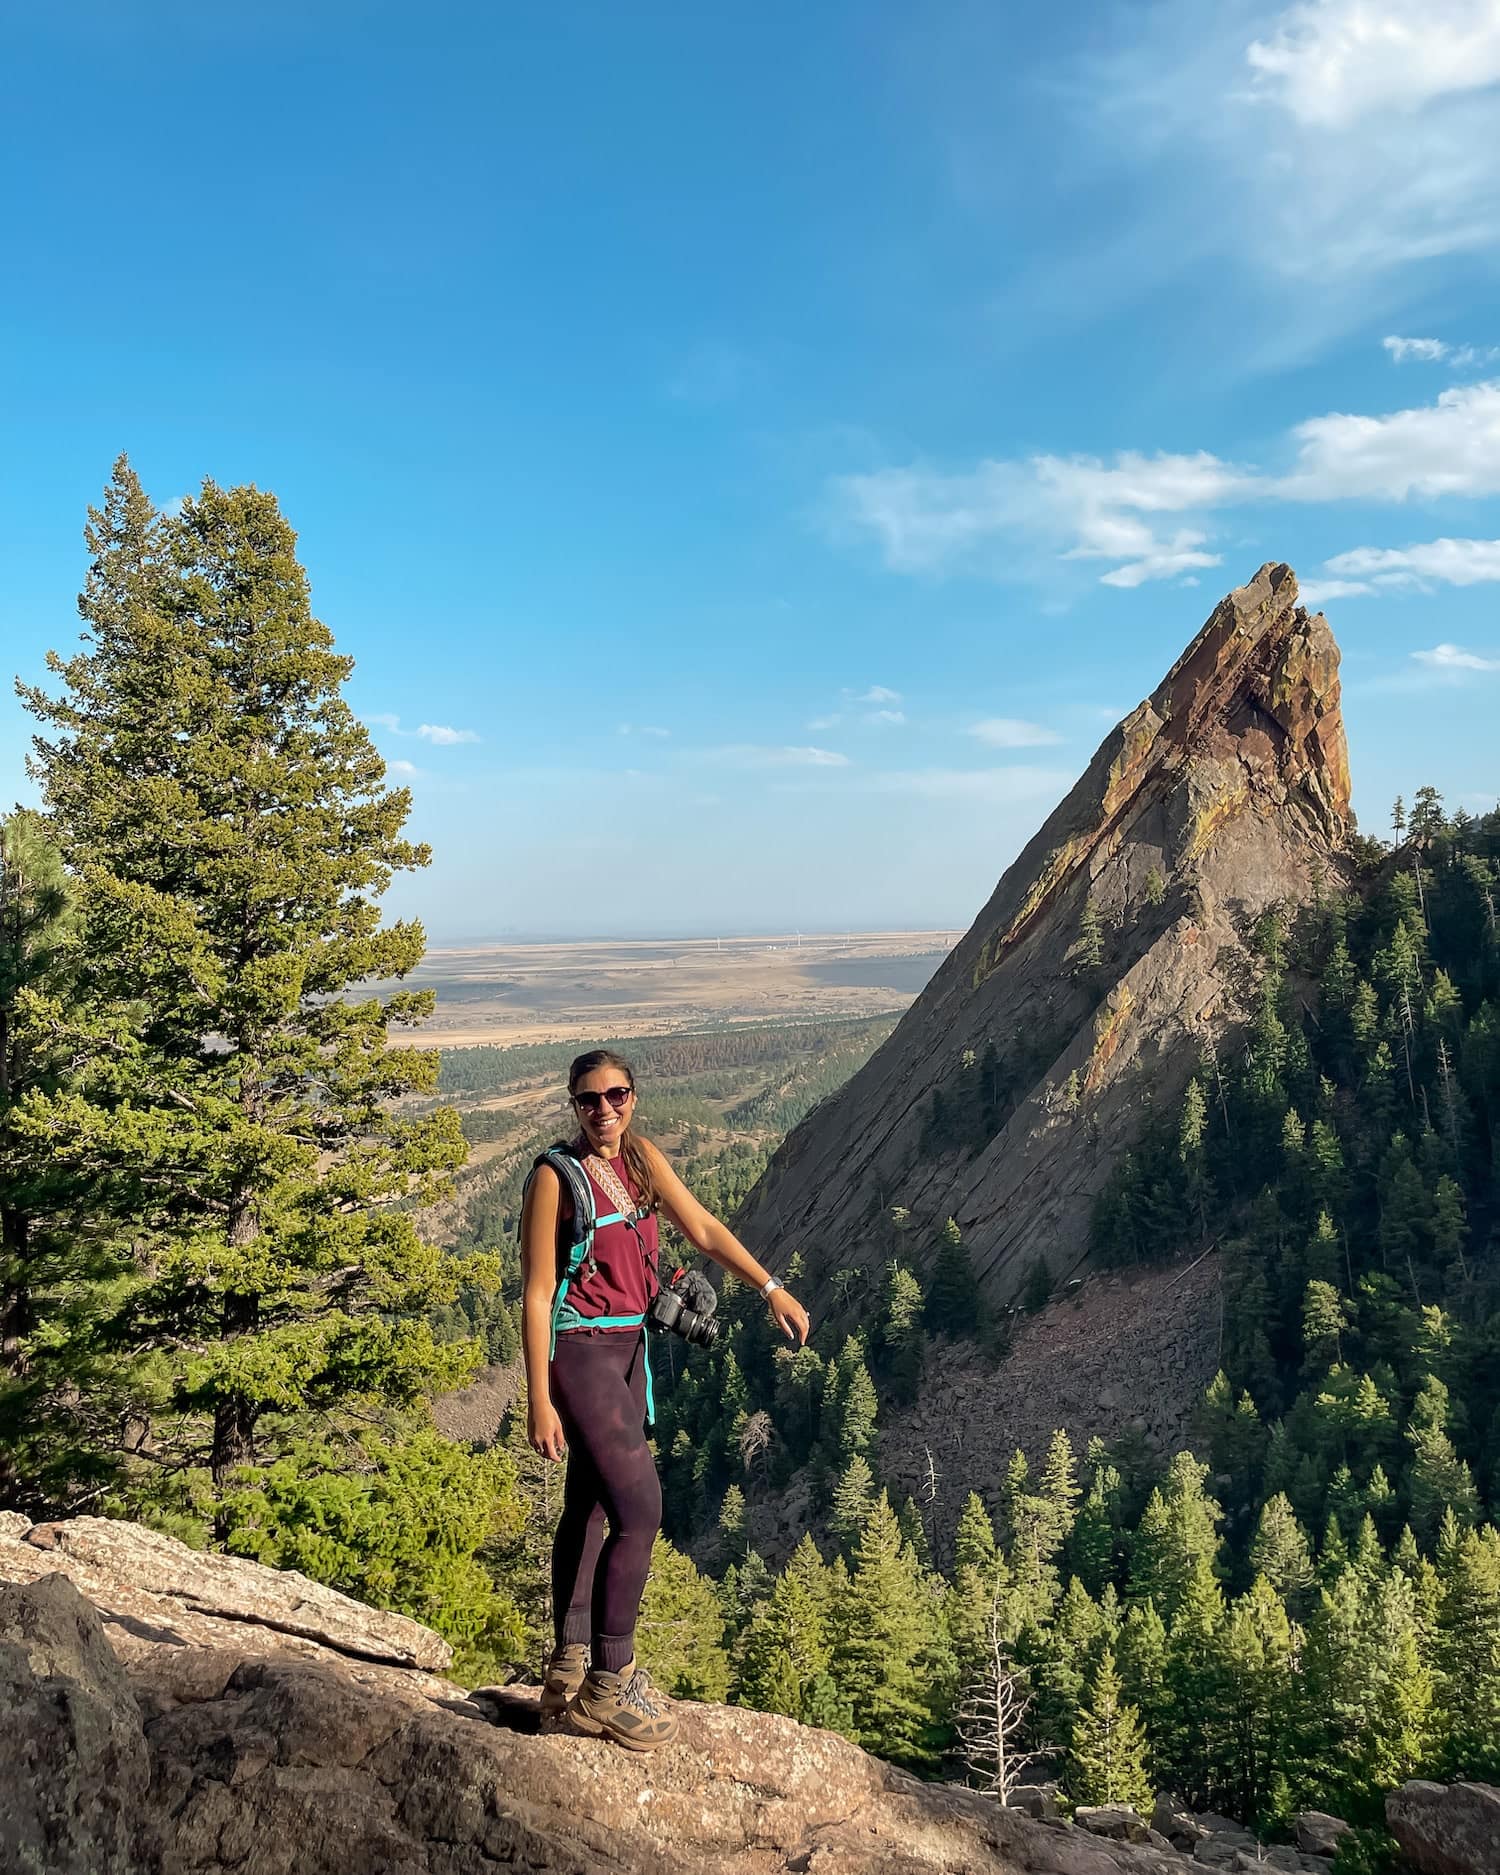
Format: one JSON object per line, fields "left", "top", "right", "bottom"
{"left": 539, "top": 1642, "right": 589, "bottom": 1732}
{"left": 564, "top": 1657, "right": 678, "bottom": 1751}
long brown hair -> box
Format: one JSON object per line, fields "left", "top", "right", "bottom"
{"left": 568, "top": 1049, "right": 659, "bottom": 1212}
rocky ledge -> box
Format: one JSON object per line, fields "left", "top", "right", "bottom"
{"left": 1, "top": 1518, "right": 1494, "bottom": 1875}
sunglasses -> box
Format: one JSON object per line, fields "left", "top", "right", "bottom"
{"left": 573, "top": 1085, "right": 633, "bottom": 1113}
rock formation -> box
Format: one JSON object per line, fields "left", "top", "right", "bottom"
{"left": 0, "top": 1521, "right": 1216, "bottom": 1875}
{"left": 1386, "top": 1780, "right": 1500, "bottom": 1875}
{"left": 736, "top": 564, "right": 1349, "bottom": 1314}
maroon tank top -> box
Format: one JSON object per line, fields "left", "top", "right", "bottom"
{"left": 558, "top": 1153, "right": 661, "bottom": 1331}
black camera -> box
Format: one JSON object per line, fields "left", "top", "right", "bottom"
{"left": 647, "top": 1266, "right": 720, "bottom": 1348}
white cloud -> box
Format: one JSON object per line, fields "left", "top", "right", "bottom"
{"left": 1412, "top": 642, "right": 1500, "bottom": 671}
{"left": 1323, "top": 537, "right": 1500, "bottom": 586}
{"left": 713, "top": 745, "right": 852, "bottom": 768}
{"left": 969, "top": 718, "right": 1063, "bottom": 748}
{"left": 1299, "top": 578, "right": 1378, "bottom": 605}
{"left": 618, "top": 723, "right": 672, "bottom": 738}
{"left": 806, "top": 714, "right": 841, "bottom": 731}
{"left": 1247, "top": 0, "right": 1500, "bottom": 128}
{"left": 837, "top": 449, "right": 1249, "bottom": 585}
{"left": 1384, "top": 335, "right": 1450, "bottom": 362}
{"left": 416, "top": 723, "right": 481, "bottom": 746}
{"left": 865, "top": 708, "right": 907, "bottom": 727}
{"left": 838, "top": 381, "right": 1500, "bottom": 587}
{"left": 1278, "top": 380, "right": 1500, "bottom": 500}
{"left": 367, "top": 713, "right": 481, "bottom": 746}
{"left": 387, "top": 758, "right": 423, "bottom": 778}
{"left": 857, "top": 685, "right": 902, "bottom": 704}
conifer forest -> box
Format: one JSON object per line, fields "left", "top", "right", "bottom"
{"left": 4, "top": 464, "right": 1499, "bottom": 1874}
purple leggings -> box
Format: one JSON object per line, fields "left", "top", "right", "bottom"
{"left": 549, "top": 1328, "right": 661, "bottom": 1673}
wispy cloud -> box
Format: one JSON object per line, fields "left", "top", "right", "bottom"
{"left": 387, "top": 758, "right": 424, "bottom": 778}
{"left": 618, "top": 723, "right": 672, "bottom": 739}
{"left": 366, "top": 713, "right": 482, "bottom": 746}
{"left": 711, "top": 744, "right": 852, "bottom": 769}
{"left": 969, "top": 718, "right": 1063, "bottom": 748}
{"left": 856, "top": 685, "right": 902, "bottom": 704}
{"left": 1384, "top": 335, "right": 1449, "bottom": 363}
{"left": 1247, "top": 0, "right": 1500, "bottom": 128}
{"left": 416, "top": 723, "right": 480, "bottom": 746}
{"left": 836, "top": 380, "right": 1500, "bottom": 587}
{"left": 1412, "top": 642, "right": 1500, "bottom": 672}
{"left": 865, "top": 708, "right": 907, "bottom": 727}
{"left": 1384, "top": 333, "right": 1500, "bottom": 367}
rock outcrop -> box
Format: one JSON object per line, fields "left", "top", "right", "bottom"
{"left": 0, "top": 1541, "right": 1212, "bottom": 1875}
{"left": 0, "top": 1511, "right": 453, "bottom": 1685}
{"left": 736, "top": 564, "right": 1349, "bottom": 1314}
{"left": 1387, "top": 1779, "right": 1500, "bottom": 1875}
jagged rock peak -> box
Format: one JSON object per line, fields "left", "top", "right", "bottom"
{"left": 736, "top": 565, "right": 1351, "bottom": 1317}
{"left": 970, "top": 562, "right": 1348, "bottom": 990}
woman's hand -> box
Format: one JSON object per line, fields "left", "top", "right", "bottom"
{"left": 528, "top": 1397, "right": 567, "bottom": 1462}
{"left": 768, "top": 1288, "right": 811, "bottom": 1346}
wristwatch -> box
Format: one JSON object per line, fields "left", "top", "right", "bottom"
{"left": 758, "top": 1276, "right": 782, "bottom": 1298}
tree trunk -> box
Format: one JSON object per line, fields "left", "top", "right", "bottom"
{"left": 0, "top": 1206, "right": 30, "bottom": 1375}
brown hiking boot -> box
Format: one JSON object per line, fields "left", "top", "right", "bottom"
{"left": 539, "top": 1642, "right": 589, "bottom": 1733}
{"left": 564, "top": 1657, "right": 678, "bottom": 1751}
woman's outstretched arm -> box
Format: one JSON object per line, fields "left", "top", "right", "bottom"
{"left": 520, "top": 1163, "right": 568, "bottom": 1460}
{"left": 642, "top": 1140, "right": 811, "bottom": 1345}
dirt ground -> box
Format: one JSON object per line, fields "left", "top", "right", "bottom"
{"left": 380, "top": 930, "right": 955, "bottom": 1049}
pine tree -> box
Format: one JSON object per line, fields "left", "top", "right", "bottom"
{"left": 829, "top": 1453, "right": 877, "bottom": 1551}
{"left": 833, "top": 1339, "right": 879, "bottom": 1466}
{"left": 1069, "top": 1646, "right": 1153, "bottom": 1814}
{"left": 833, "top": 1491, "right": 938, "bottom": 1766}
{"left": 1116, "top": 1599, "right": 1170, "bottom": 1759}
{"left": 1434, "top": 1528, "right": 1500, "bottom": 1781}
{"left": 1076, "top": 896, "right": 1105, "bottom": 973}
{"left": 875, "top": 1262, "right": 926, "bottom": 1406}
{"left": 925, "top": 1218, "right": 980, "bottom": 1340}
{"left": 1162, "top": 1554, "right": 1227, "bottom": 1805}
{"left": 0, "top": 811, "right": 138, "bottom": 1508}
{"left": 735, "top": 1532, "right": 833, "bottom": 1721}
{"left": 637, "top": 1532, "right": 730, "bottom": 1701}
{"left": 20, "top": 463, "right": 490, "bottom": 1520}
{"left": 1248, "top": 1494, "right": 1315, "bottom": 1612}
{"left": 1128, "top": 1452, "right": 1223, "bottom": 1623}
{"left": 1216, "top": 1577, "right": 1296, "bottom": 1825}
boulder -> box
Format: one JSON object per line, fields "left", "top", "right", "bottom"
{"left": 1009, "top": 1782, "right": 1062, "bottom": 1821}
{"left": 1293, "top": 1812, "right": 1350, "bottom": 1858}
{"left": 1386, "top": 1780, "right": 1500, "bottom": 1875}
{"left": 1076, "top": 1806, "right": 1151, "bottom": 1843}
{"left": 1151, "top": 1796, "right": 1208, "bottom": 1849}
{"left": 0, "top": 1573, "right": 148, "bottom": 1874}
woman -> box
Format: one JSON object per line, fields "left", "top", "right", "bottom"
{"left": 520, "top": 1048, "right": 810, "bottom": 1751}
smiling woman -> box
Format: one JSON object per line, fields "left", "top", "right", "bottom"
{"left": 518, "top": 1047, "right": 809, "bottom": 1753}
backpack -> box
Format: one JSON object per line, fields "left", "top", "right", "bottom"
{"left": 521, "top": 1142, "right": 656, "bottom": 1423}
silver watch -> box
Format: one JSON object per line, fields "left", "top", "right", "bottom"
{"left": 759, "top": 1276, "right": 782, "bottom": 1298}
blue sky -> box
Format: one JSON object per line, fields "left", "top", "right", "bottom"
{"left": 4, "top": 1, "right": 1499, "bottom": 941}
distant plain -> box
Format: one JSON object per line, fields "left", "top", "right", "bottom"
{"left": 391, "top": 930, "right": 956, "bottom": 1050}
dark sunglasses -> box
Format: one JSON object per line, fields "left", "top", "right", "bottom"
{"left": 573, "top": 1085, "right": 633, "bottom": 1113}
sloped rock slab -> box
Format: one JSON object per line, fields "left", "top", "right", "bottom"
{"left": 0, "top": 1513, "right": 452, "bottom": 1676}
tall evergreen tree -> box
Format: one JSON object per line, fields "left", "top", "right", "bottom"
{"left": 20, "top": 462, "right": 494, "bottom": 1519}
{"left": 833, "top": 1491, "right": 939, "bottom": 1766}
{"left": 1069, "top": 1646, "right": 1152, "bottom": 1814}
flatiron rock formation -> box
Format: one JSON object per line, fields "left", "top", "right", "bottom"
{"left": 736, "top": 564, "right": 1349, "bottom": 1313}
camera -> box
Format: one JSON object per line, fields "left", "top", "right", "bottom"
{"left": 647, "top": 1266, "right": 720, "bottom": 1348}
